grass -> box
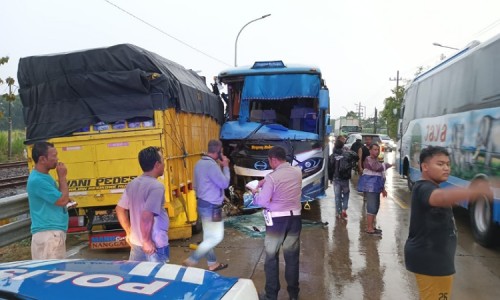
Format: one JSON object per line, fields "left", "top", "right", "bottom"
{"left": 0, "top": 130, "right": 26, "bottom": 162}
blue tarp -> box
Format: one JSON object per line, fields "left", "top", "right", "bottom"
{"left": 241, "top": 74, "right": 320, "bottom": 100}
{"left": 239, "top": 74, "right": 320, "bottom": 122}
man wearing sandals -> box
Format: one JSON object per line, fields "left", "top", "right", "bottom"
{"left": 250, "top": 146, "right": 302, "bottom": 300}
{"left": 362, "top": 144, "right": 393, "bottom": 235}
{"left": 183, "top": 139, "right": 230, "bottom": 272}
{"left": 404, "top": 146, "right": 492, "bottom": 300}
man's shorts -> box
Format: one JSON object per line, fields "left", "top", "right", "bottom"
{"left": 31, "top": 230, "right": 67, "bottom": 259}
{"left": 414, "top": 272, "right": 453, "bottom": 300}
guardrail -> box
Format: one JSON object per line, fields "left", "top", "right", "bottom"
{"left": 0, "top": 193, "right": 31, "bottom": 248}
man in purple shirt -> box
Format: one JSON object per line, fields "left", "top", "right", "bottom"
{"left": 183, "top": 139, "right": 230, "bottom": 272}
{"left": 251, "top": 146, "right": 302, "bottom": 300}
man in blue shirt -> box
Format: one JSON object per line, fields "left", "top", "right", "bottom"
{"left": 27, "top": 141, "right": 70, "bottom": 259}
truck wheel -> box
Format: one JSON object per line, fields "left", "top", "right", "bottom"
{"left": 470, "top": 195, "right": 498, "bottom": 247}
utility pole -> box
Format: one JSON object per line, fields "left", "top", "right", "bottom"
{"left": 373, "top": 107, "right": 378, "bottom": 133}
{"left": 355, "top": 102, "right": 365, "bottom": 119}
{"left": 389, "top": 70, "right": 402, "bottom": 101}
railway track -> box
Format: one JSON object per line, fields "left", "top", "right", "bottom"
{"left": 0, "top": 161, "right": 29, "bottom": 190}
{"left": 0, "top": 161, "right": 28, "bottom": 169}
{"left": 0, "top": 175, "right": 29, "bottom": 189}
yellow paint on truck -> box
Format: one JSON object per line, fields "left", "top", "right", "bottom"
{"left": 27, "top": 109, "right": 219, "bottom": 241}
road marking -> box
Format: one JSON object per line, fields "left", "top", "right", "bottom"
{"left": 66, "top": 242, "right": 88, "bottom": 258}
{"left": 390, "top": 195, "right": 409, "bottom": 209}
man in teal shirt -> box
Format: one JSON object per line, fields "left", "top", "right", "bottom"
{"left": 27, "top": 141, "right": 70, "bottom": 259}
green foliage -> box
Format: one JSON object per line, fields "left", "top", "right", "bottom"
{"left": 346, "top": 111, "right": 358, "bottom": 118}
{"left": 0, "top": 130, "right": 26, "bottom": 162}
{"left": 0, "top": 95, "right": 25, "bottom": 130}
{"left": 381, "top": 85, "right": 404, "bottom": 139}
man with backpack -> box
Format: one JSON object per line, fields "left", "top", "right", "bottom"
{"left": 328, "top": 136, "right": 359, "bottom": 219}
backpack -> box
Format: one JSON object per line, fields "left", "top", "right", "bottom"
{"left": 328, "top": 150, "right": 358, "bottom": 180}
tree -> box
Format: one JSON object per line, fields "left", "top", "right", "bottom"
{"left": 381, "top": 85, "right": 404, "bottom": 139}
{"left": 1, "top": 56, "right": 18, "bottom": 160}
{"left": 346, "top": 111, "right": 358, "bottom": 118}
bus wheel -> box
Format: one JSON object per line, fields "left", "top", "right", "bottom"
{"left": 407, "top": 174, "right": 414, "bottom": 191}
{"left": 470, "top": 195, "right": 498, "bottom": 247}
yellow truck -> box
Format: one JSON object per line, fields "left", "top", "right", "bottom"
{"left": 18, "top": 44, "right": 224, "bottom": 249}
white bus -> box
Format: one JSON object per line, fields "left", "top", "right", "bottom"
{"left": 398, "top": 34, "right": 500, "bottom": 247}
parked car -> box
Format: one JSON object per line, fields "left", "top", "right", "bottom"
{"left": 0, "top": 259, "right": 258, "bottom": 300}
{"left": 344, "top": 133, "right": 385, "bottom": 162}
{"left": 380, "top": 134, "right": 397, "bottom": 152}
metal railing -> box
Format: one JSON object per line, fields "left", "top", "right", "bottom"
{"left": 0, "top": 193, "right": 31, "bottom": 248}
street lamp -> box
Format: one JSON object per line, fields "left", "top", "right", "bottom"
{"left": 234, "top": 14, "right": 271, "bottom": 67}
{"left": 432, "top": 42, "right": 459, "bottom": 50}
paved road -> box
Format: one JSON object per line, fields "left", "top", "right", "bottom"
{"left": 71, "top": 152, "right": 500, "bottom": 299}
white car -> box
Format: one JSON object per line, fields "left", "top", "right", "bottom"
{"left": 344, "top": 133, "right": 385, "bottom": 161}
{"left": 380, "top": 134, "right": 397, "bottom": 152}
{"left": 0, "top": 259, "right": 258, "bottom": 300}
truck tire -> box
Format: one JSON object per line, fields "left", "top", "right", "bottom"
{"left": 470, "top": 195, "right": 498, "bottom": 247}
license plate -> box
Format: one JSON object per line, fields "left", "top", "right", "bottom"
{"left": 89, "top": 231, "right": 128, "bottom": 249}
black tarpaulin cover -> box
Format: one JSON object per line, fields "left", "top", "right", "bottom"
{"left": 18, "top": 44, "right": 224, "bottom": 143}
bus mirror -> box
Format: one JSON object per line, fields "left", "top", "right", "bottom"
{"left": 319, "top": 89, "right": 329, "bottom": 109}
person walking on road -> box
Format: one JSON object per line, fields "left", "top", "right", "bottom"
{"left": 250, "top": 146, "right": 303, "bottom": 300}
{"left": 329, "top": 136, "right": 358, "bottom": 219}
{"left": 360, "top": 143, "right": 392, "bottom": 235}
{"left": 116, "top": 146, "right": 170, "bottom": 262}
{"left": 404, "top": 146, "right": 492, "bottom": 300}
{"left": 183, "top": 139, "right": 230, "bottom": 272}
{"left": 27, "top": 141, "right": 71, "bottom": 259}
{"left": 357, "top": 136, "right": 372, "bottom": 175}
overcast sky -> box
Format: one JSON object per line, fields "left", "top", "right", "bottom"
{"left": 1, "top": 0, "right": 500, "bottom": 119}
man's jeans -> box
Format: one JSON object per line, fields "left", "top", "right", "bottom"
{"left": 264, "top": 215, "right": 301, "bottom": 300}
{"left": 188, "top": 217, "right": 224, "bottom": 267}
{"left": 129, "top": 244, "right": 170, "bottom": 263}
{"left": 333, "top": 179, "right": 350, "bottom": 214}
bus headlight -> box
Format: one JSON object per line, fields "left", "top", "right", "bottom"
{"left": 297, "top": 157, "right": 323, "bottom": 178}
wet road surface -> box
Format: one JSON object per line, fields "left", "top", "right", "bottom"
{"left": 70, "top": 152, "right": 500, "bottom": 299}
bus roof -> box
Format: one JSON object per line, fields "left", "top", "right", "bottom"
{"left": 411, "top": 41, "right": 480, "bottom": 83}
{"left": 218, "top": 60, "right": 322, "bottom": 82}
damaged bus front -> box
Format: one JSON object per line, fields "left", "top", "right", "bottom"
{"left": 217, "top": 61, "right": 332, "bottom": 209}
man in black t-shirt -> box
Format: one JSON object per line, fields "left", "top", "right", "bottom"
{"left": 404, "top": 146, "right": 492, "bottom": 300}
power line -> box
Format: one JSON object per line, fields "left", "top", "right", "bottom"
{"left": 468, "top": 17, "right": 500, "bottom": 41}
{"left": 104, "top": 0, "right": 231, "bottom": 67}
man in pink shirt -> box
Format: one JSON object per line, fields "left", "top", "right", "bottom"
{"left": 251, "top": 146, "right": 302, "bottom": 300}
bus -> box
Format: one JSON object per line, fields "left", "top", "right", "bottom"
{"left": 217, "top": 61, "right": 331, "bottom": 209}
{"left": 398, "top": 34, "right": 500, "bottom": 247}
